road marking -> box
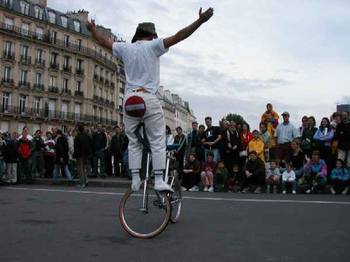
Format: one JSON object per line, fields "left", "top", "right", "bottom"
{"left": 4, "top": 186, "right": 350, "bottom": 205}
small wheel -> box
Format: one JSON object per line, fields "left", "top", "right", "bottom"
{"left": 119, "top": 185, "right": 171, "bottom": 239}
{"left": 168, "top": 171, "right": 182, "bottom": 223}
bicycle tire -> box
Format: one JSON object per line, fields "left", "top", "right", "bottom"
{"left": 168, "top": 171, "right": 182, "bottom": 224}
{"left": 119, "top": 186, "right": 171, "bottom": 239}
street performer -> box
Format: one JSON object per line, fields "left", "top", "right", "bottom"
{"left": 87, "top": 7, "right": 214, "bottom": 191}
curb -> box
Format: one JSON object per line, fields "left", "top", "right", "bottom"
{"left": 32, "top": 178, "right": 131, "bottom": 188}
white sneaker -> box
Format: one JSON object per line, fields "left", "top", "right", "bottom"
{"left": 131, "top": 180, "right": 142, "bottom": 191}
{"left": 181, "top": 186, "right": 187, "bottom": 191}
{"left": 154, "top": 180, "right": 174, "bottom": 192}
{"left": 189, "top": 185, "right": 199, "bottom": 192}
{"left": 203, "top": 186, "right": 209, "bottom": 192}
{"left": 282, "top": 190, "right": 286, "bottom": 194}
{"left": 292, "top": 190, "right": 296, "bottom": 194}
{"left": 341, "top": 187, "right": 349, "bottom": 195}
{"left": 330, "top": 186, "right": 336, "bottom": 195}
{"left": 208, "top": 186, "right": 214, "bottom": 192}
{"left": 305, "top": 189, "right": 311, "bottom": 194}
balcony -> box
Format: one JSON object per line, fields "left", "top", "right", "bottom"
{"left": 2, "top": 51, "right": 15, "bottom": 61}
{"left": 111, "top": 82, "right": 115, "bottom": 88}
{"left": 18, "top": 81, "right": 31, "bottom": 89}
{"left": 1, "top": 78, "right": 14, "bottom": 86}
{"left": 63, "top": 65, "right": 72, "bottom": 74}
{"left": 33, "top": 83, "right": 45, "bottom": 92}
{"left": 61, "top": 89, "right": 72, "bottom": 95}
{"left": 35, "top": 58, "right": 45, "bottom": 67}
{"left": 100, "top": 76, "right": 104, "bottom": 83}
{"left": 20, "top": 55, "right": 31, "bottom": 65}
{"left": 105, "top": 79, "right": 110, "bottom": 85}
{"left": 94, "top": 74, "right": 99, "bottom": 81}
{"left": 48, "top": 86, "right": 59, "bottom": 93}
{"left": 49, "top": 63, "right": 60, "bottom": 71}
{"left": 75, "top": 68, "right": 84, "bottom": 76}
{"left": 74, "top": 90, "right": 84, "bottom": 97}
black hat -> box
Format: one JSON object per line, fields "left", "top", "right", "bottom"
{"left": 131, "top": 22, "right": 158, "bottom": 43}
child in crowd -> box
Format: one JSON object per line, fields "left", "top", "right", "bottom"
{"left": 182, "top": 153, "right": 201, "bottom": 192}
{"left": 281, "top": 162, "right": 296, "bottom": 194}
{"left": 266, "top": 160, "right": 281, "bottom": 193}
{"left": 330, "top": 159, "right": 350, "bottom": 195}
{"left": 227, "top": 164, "right": 244, "bottom": 192}
{"left": 215, "top": 160, "right": 229, "bottom": 192}
{"left": 248, "top": 130, "right": 265, "bottom": 162}
{"left": 200, "top": 152, "right": 217, "bottom": 192}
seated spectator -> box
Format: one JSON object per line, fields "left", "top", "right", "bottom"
{"left": 281, "top": 162, "right": 296, "bottom": 194}
{"left": 241, "top": 151, "right": 266, "bottom": 193}
{"left": 288, "top": 139, "right": 305, "bottom": 180}
{"left": 266, "top": 159, "right": 281, "bottom": 193}
{"left": 182, "top": 153, "right": 201, "bottom": 191}
{"left": 215, "top": 160, "right": 229, "bottom": 192}
{"left": 330, "top": 159, "right": 350, "bottom": 195}
{"left": 227, "top": 164, "right": 244, "bottom": 192}
{"left": 302, "top": 150, "right": 327, "bottom": 194}
{"left": 200, "top": 152, "right": 217, "bottom": 192}
{"left": 248, "top": 130, "right": 265, "bottom": 162}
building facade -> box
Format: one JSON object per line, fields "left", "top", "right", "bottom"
{"left": 0, "top": 0, "right": 126, "bottom": 133}
{"left": 337, "top": 104, "right": 350, "bottom": 113}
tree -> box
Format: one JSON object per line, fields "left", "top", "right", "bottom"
{"left": 221, "top": 113, "right": 249, "bottom": 129}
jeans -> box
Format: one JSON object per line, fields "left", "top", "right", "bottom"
{"left": 122, "top": 150, "right": 131, "bottom": 179}
{"left": 77, "top": 157, "right": 89, "bottom": 186}
{"left": 31, "top": 151, "right": 44, "bottom": 177}
{"left": 53, "top": 164, "right": 72, "bottom": 181}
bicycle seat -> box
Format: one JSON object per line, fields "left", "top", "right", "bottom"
{"left": 166, "top": 144, "right": 181, "bottom": 151}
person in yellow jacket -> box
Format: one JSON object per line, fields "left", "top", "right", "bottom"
{"left": 248, "top": 130, "right": 265, "bottom": 162}
{"left": 261, "top": 103, "right": 279, "bottom": 158}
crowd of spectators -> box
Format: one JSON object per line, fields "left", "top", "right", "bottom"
{"left": 0, "top": 103, "right": 350, "bottom": 195}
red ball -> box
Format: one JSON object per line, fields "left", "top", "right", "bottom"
{"left": 124, "top": 95, "right": 146, "bottom": 117}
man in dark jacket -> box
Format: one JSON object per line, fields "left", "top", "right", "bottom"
{"left": 110, "top": 125, "right": 125, "bottom": 177}
{"left": 74, "top": 125, "right": 92, "bottom": 187}
{"left": 4, "top": 132, "right": 19, "bottom": 184}
{"left": 174, "top": 126, "right": 187, "bottom": 178}
{"left": 92, "top": 125, "right": 107, "bottom": 177}
{"left": 241, "top": 151, "right": 266, "bottom": 193}
{"left": 31, "top": 130, "right": 45, "bottom": 178}
{"left": 334, "top": 111, "right": 350, "bottom": 167}
{"left": 53, "top": 130, "right": 72, "bottom": 181}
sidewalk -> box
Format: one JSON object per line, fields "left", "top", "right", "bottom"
{"left": 32, "top": 176, "right": 131, "bottom": 188}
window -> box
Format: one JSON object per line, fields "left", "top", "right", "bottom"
{"left": 49, "top": 76, "right": 57, "bottom": 87}
{"left": 93, "top": 86, "right": 97, "bottom": 96}
{"left": 105, "top": 90, "right": 108, "bottom": 100}
{"left": 76, "top": 81, "right": 81, "bottom": 92}
{"left": 74, "top": 103, "right": 81, "bottom": 120}
{"left": 50, "top": 31, "right": 57, "bottom": 44}
{"left": 48, "top": 100, "right": 55, "bottom": 117}
{"left": 77, "top": 39, "right": 82, "bottom": 51}
{"left": 2, "top": 93, "right": 10, "bottom": 112}
{"left": 62, "top": 79, "right": 69, "bottom": 91}
{"left": 76, "top": 59, "right": 83, "bottom": 71}
{"left": 34, "top": 6, "right": 44, "bottom": 20}
{"left": 4, "top": 17, "right": 14, "bottom": 30}
{"left": 73, "top": 20, "right": 80, "bottom": 32}
{"left": 35, "top": 27, "right": 43, "bottom": 40}
{"left": 50, "top": 52, "right": 57, "bottom": 65}
{"left": 20, "top": 1, "right": 29, "bottom": 15}
{"left": 20, "top": 70, "right": 28, "bottom": 83}
{"left": 33, "top": 97, "right": 41, "bottom": 114}
{"left": 21, "top": 45, "right": 29, "bottom": 58}
{"left": 19, "top": 95, "right": 26, "bottom": 113}
{"left": 48, "top": 11, "right": 56, "bottom": 24}
{"left": 21, "top": 23, "right": 29, "bottom": 36}
{"left": 63, "top": 56, "right": 70, "bottom": 69}
{"left": 35, "top": 72, "right": 42, "bottom": 85}
{"left": 64, "top": 35, "right": 69, "bottom": 47}
{"left": 99, "top": 88, "right": 102, "bottom": 97}
{"left": 61, "top": 102, "right": 68, "bottom": 118}
{"left": 4, "top": 41, "right": 12, "bottom": 55}
{"left": 61, "top": 16, "right": 68, "bottom": 28}
{"left": 36, "top": 49, "right": 43, "bottom": 62}
{"left": 3, "top": 66, "right": 11, "bottom": 81}
{"left": 4, "top": 0, "right": 13, "bottom": 7}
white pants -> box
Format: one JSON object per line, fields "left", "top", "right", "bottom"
{"left": 6, "top": 163, "right": 17, "bottom": 183}
{"left": 123, "top": 92, "right": 166, "bottom": 171}
{"left": 338, "top": 149, "right": 350, "bottom": 167}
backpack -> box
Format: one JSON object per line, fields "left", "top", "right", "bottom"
{"left": 18, "top": 141, "right": 32, "bottom": 160}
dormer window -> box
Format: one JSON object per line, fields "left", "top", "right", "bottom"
{"left": 61, "top": 16, "right": 68, "bottom": 28}
{"left": 20, "top": 1, "right": 29, "bottom": 15}
{"left": 73, "top": 20, "right": 80, "bottom": 32}
{"left": 34, "top": 6, "right": 43, "bottom": 20}
{"left": 48, "top": 11, "right": 56, "bottom": 24}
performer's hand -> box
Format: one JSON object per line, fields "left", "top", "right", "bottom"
{"left": 199, "top": 7, "right": 214, "bottom": 23}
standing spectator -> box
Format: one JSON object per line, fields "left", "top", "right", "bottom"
{"left": 275, "top": 112, "right": 299, "bottom": 162}
{"left": 281, "top": 162, "right": 297, "bottom": 194}
{"left": 74, "top": 125, "right": 92, "bottom": 187}
{"left": 200, "top": 152, "right": 217, "bottom": 192}
{"left": 302, "top": 150, "right": 327, "bottom": 194}
{"left": 165, "top": 125, "right": 174, "bottom": 145}
{"left": 182, "top": 153, "right": 201, "bottom": 191}
{"left": 301, "top": 116, "right": 317, "bottom": 158}
{"left": 4, "top": 132, "right": 18, "bottom": 184}
{"left": 67, "top": 129, "right": 77, "bottom": 179}
{"left": 299, "top": 116, "right": 309, "bottom": 135}
{"left": 186, "top": 121, "right": 202, "bottom": 159}
{"left": 241, "top": 151, "right": 266, "bottom": 193}
{"left": 174, "top": 126, "right": 187, "bottom": 177}
{"left": 31, "top": 130, "right": 45, "bottom": 178}
{"left": 215, "top": 160, "right": 229, "bottom": 191}
{"left": 110, "top": 125, "right": 125, "bottom": 177}
{"left": 313, "top": 117, "right": 334, "bottom": 174}
{"left": 330, "top": 159, "right": 349, "bottom": 195}
{"left": 17, "top": 127, "right": 33, "bottom": 184}
{"left": 266, "top": 160, "right": 281, "bottom": 193}
{"left": 248, "top": 130, "right": 265, "bottom": 162}
{"left": 239, "top": 123, "right": 253, "bottom": 166}
{"left": 201, "top": 116, "right": 222, "bottom": 162}
{"left": 261, "top": 103, "right": 279, "bottom": 158}
{"left": 221, "top": 120, "right": 240, "bottom": 176}
{"left": 330, "top": 112, "right": 342, "bottom": 129}
{"left": 44, "top": 132, "right": 55, "bottom": 178}
{"left": 288, "top": 139, "right": 305, "bottom": 180}
{"left": 92, "top": 125, "right": 107, "bottom": 177}
{"left": 334, "top": 111, "right": 350, "bottom": 167}
{"left": 196, "top": 124, "right": 206, "bottom": 162}
{"left": 53, "top": 130, "right": 72, "bottom": 182}
{"left": 104, "top": 128, "right": 113, "bottom": 177}
{"left": 259, "top": 122, "right": 271, "bottom": 162}
{"left": 0, "top": 131, "right": 6, "bottom": 180}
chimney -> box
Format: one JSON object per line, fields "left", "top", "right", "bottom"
{"left": 66, "top": 9, "right": 89, "bottom": 23}
{"left": 30, "top": 0, "right": 47, "bottom": 6}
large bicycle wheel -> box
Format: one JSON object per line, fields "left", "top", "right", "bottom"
{"left": 119, "top": 185, "right": 171, "bottom": 239}
{"left": 168, "top": 170, "right": 182, "bottom": 224}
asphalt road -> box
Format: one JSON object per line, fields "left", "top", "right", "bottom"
{"left": 1, "top": 185, "right": 350, "bottom": 262}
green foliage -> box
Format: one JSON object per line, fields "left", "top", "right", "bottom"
{"left": 221, "top": 113, "right": 249, "bottom": 129}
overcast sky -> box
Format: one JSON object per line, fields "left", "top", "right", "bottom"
{"left": 51, "top": 0, "right": 350, "bottom": 128}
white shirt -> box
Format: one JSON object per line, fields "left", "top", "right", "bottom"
{"left": 112, "top": 39, "right": 168, "bottom": 94}
{"left": 275, "top": 122, "right": 300, "bottom": 144}
{"left": 282, "top": 170, "right": 296, "bottom": 182}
